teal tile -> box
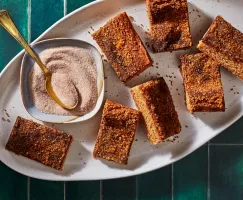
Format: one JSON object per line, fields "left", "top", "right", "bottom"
{"left": 103, "top": 177, "right": 136, "bottom": 200}
{"left": 0, "top": 161, "right": 27, "bottom": 200}
{"left": 210, "top": 146, "right": 243, "bottom": 200}
{"left": 67, "top": 0, "right": 94, "bottom": 14}
{"left": 66, "top": 181, "right": 100, "bottom": 200}
{"left": 31, "top": 0, "right": 64, "bottom": 41}
{"left": 0, "top": 1, "right": 28, "bottom": 197}
{"left": 0, "top": 0, "right": 28, "bottom": 71}
{"left": 174, "top": 146, "right": 208, "bottom": 200}
{"left": 137, "top": 166, "right": 171, "bottom": 200}
{"left": 30, "top": 179, "right": 64, "bottom": 200}
{"left": 211, "top": 117, "right": 243, "bottom": 144}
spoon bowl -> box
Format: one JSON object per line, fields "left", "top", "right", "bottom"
{"left": 21, "top": 38, "right": 104, "bottom": 123}
{"left": 48, "top": 73, "right": 79, "bottom": 109}
{"left": 45, "top": 72, "right": 79, "bottom": 110}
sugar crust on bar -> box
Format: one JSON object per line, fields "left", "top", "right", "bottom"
{"left": 93, "top": 100, "right": 140, "bottom": 164}
{"left": 5, "top": 117, "right": 73, "bottom": 170}
{"left": 131, "top": 78, "right": 181, "bottom": 145}
{"left": 197, "top": 16, "right": 243, "bottom": 79}
{"left": 180, "top": 53, "right": 225, "bottom": 113}
{"left": 146, "top": 0, "right": 192, "bottom": 52}
{"left": 92, "top": 12, "right": 153, "bottom": 82}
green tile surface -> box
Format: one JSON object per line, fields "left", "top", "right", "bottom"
{"left": 30, "top": 179, "right": 64, "bottom": 200}
{"left": 66, "top": 181, "right": 100, "bottom": 200}
{"left": 174, "top": 146, "right": 208, "bottom": 200}
{"left": 67, "top": 0, "right": 94, "bottom": 14}
{"left": 210, "top": 146, "right": 243, "bottom": 200}
{"left": 0, "top": 1, "right": 28, "bottom": 198}
{"left": 211, "top": 117, "right": 243, "bottom": 144}
{"left": 31, "top": 0, "right": 64, "bottom": 41}
{"left": 0, "top": 162, "right": 27, "bottom": 200}
{"left": 137, "top": 166, "right": 171, "bottom": 200}
{"left": 0, "top": 0, "right": 28, "bottom": 70}
{"left": 103, "top": 177, "right": 136, "bottom": 200}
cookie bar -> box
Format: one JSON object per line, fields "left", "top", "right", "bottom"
{"left": 93, "top": 100, "right": 140, "bottom": 164}
{"left": 180, "top": 53, "right": 225, "bottom": 113}
{"left": 146, "top": 0, "right": 192, "bottom": 52}
{"left": 198, "top": 16, "right": 243, "bottom": 79}
{"left": 5, "top": 116, "right": 73, "bottom": 170}
{"left": 131, "top": 78, "right": 181, "bottom": 145}
{"left": 92, "top": 12, "right": 152, "bottom": 82}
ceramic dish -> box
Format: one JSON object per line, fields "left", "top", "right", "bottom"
{"left": 0, "top": 0, "right": 243, "bottom": 180}
{"left": 21, "top": 38, "right": 104, "bottom": 123}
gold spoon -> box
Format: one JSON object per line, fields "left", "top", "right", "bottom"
{"left": 0, "top": 10, "right": 78, "bottom": 110}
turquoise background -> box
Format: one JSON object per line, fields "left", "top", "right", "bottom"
{"left": 1, "top": 0, "right": 243, "bottom": 199}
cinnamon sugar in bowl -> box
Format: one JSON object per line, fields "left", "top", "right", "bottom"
{"left": 20, "top": 38, "right": 104, "bottom": 123}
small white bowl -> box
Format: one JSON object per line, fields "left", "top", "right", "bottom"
{"left": 20, "top": 38, "right": 104, "bottom": 123}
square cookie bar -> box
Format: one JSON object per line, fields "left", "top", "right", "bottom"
{"left": 93, "top": 100, "right": 140, "bottom": 164}
{"left": 146, "top": 0, "right": 192, "bottom": 52}
{"left": 5, "top": 117, "right": 73, "bottom": 170}
{"left": 180, "top": 53, "right": 225, "bottom": 113}
{"left": 92, "top": 12, "right": 152, "bottom": 82}
{"left": 131, "top": 78, "right": 181, "bottom": 145}
{"left": 198, "top": 16, "right": 243, "bottom": 79}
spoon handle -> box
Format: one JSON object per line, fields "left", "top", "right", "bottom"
{"left": 0, "top": 10, "right": 49, "bottom": 74}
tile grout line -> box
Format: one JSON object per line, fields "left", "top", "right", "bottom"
{"left": 27, "top": 177, "right": 30, "bottom": 200}
{"left": 100, "top": 180, "right": 103, "bottom": 200}
{"left": 27, "top": 0, "right": 31, "bottom": 43}
{"left": 171, "top": 164, "right": 174, "bottom": 200}
{"left": 207, "top": 142, "right": 210, "bottom": 200}
{"left": 135, "top": 176, "right": 138, "bottom": 200}
{"left": 64, "top": 182, "right": 66, "bottom": 200}
{"left": 63, "top": 0, "right": 67, "bottom": 16}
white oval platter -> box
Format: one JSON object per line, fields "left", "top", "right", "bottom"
{"left": 0, "top": 0, "right": 243, "bottom": 181}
